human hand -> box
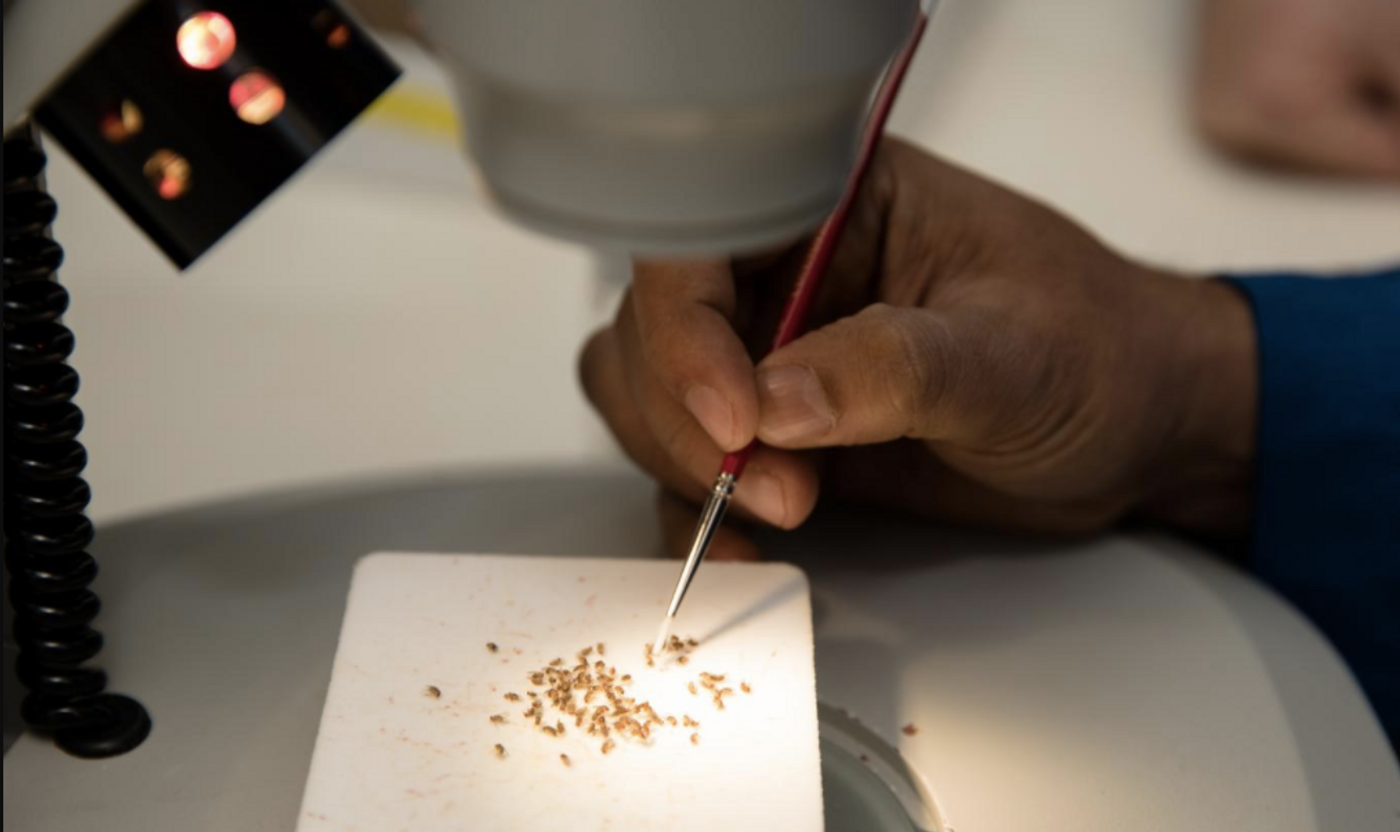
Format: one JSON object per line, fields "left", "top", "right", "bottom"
{"left": 579, "top": 139, "right": 1257, "bottom": 560}
{"left": 1194, "top": 0, "right": 1400, "bottom": 179}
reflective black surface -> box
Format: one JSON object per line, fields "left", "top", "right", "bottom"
{"left": 36, "top": 0, "right": 399, "bottom": 268}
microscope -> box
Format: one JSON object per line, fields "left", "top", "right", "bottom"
{"left": 3, "top": 0, "right": 920, "bottom": 758}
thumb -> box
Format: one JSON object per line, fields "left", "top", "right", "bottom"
{"left": 754, "top": 304, "right": 971, "bottom": 449}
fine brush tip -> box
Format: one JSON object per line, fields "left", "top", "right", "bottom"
{"left": 651, "top": 617, "right": 673, "bottom": 663}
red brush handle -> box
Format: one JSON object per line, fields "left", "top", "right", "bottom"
{"left": 720, "top": 10, "right": 929, "bottom": 482}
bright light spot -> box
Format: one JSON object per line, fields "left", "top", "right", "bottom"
{"left": 313, "top": 9, "right": 353, "bottom": 48}
{"left": 144, "top": 150, "right": 192, "bottom": 200}
{"left": 100, "top": 100, "right": 144, "bottom": 143}
{"left": 327, "top": 23, "right": 352, "bottom": 48}
{"left": 177, "top": 12, "right": 237, "bottom": 70}
{"left": 229, "top": 70, "right": 286, "bottom": 125}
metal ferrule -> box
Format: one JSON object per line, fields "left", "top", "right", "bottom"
{"left": 652, "top": 472, "right": 738, "bottom": 655}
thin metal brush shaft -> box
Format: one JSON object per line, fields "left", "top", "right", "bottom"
{"left": 650, "top": 12, "right": 930, "bottom": 661}
{"left": 652, "top": 472, "right": 736, "bottom": 656}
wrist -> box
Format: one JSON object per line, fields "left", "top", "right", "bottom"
{"left": 1139, "top": 272, "right": 1258, "bottom": 537}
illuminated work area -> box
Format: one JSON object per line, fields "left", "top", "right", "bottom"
{"left": 4, "top": 1, "right": 1398, "bottom": 830}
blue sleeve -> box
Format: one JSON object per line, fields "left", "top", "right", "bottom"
{"left": 1223, "top": 267, "right": 1400, "bottom": 747}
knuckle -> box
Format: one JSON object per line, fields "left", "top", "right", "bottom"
{"left": 577, "top": 327, "right": 616, "bottom": 408}
{"left": 632, "top": 307, "right": 686, "bottom": 380}
{"left": 655, "top": 410, "right": 695, "bottom": 459}
{"left": 860, "top": 306, "right": 947, "bottom": 434}
{"left": 1196, "top": 69, "right": 1305, "bottom": 152}
{"left": 634, "top": 302, "right": 670, "bottom": 350}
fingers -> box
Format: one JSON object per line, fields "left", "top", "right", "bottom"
{"left": 1195, "top": 53, "right": 1400, "bottom": 178}
{"left": 1258, "top": 101, "right": 1400, "bottom": 177}
{"left": 630, "top": 260, "right": 760, "bottom": 452}
{"left": 1192, "top": 0, "right": 1400, "bottom": 181}
{"left": 579, "top": 320, "right": 821, "bottom": 529}
{"left": 657, "top": 490, "right": 761, "bottom": 562}
{"left": 753, "top": 304, "right": 977, "bottom": 449}
{"left": 580, "top": 326, "right": 708, "bottom": 496}
{"left": 1197, "top": 85, "right": 1400, "bottom": 177}
{"left": 614, "top": 286, "right": 821, "bottom": 528}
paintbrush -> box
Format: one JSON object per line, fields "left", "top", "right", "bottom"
{"left": 652, "top": 6, "right": 932, "bottom": 658}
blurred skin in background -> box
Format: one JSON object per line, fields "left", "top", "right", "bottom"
{"left": 1195, "top": 0, "right": 1400, "bottom": 179}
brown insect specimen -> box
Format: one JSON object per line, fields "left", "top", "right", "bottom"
{"left": 510, "top": 639, "right": 739, "bottom": 754}
{"left": 490, "top": 714, "right": 507, "bottom": 724}
{"left": 902, "top": 724, "right": 918, "bottom": 736}
{"left": 560, "top": 753, "right": 571, "bottom": 767}
{"left": 486, "top": 643, "right": 499, "bottom": 653}
{"left": 690, "top": 733, "right": 700, "bottom": 745}
{"left": 504, "top": 692, "right": 521, "bottom": 702}
{"left": 425, "top": 686, "right": 441, "bottom": 699}
{"left": 677, "top": 656, "right": 690, "bottom": 666}
{"left": 494, "top": 743, "right": 506, "bottom": 758}
{"left": 741, "top": 682, "right": 752, "bottom": 694}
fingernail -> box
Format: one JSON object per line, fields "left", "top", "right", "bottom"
{"left": 738, "top": 469, "right": 787, "bottom": 528}
{"left": 757, "top": 365, "right": 834, "bottom": 444}
{"left": 684, "top": 385, "right": 735, "bottom": 448}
